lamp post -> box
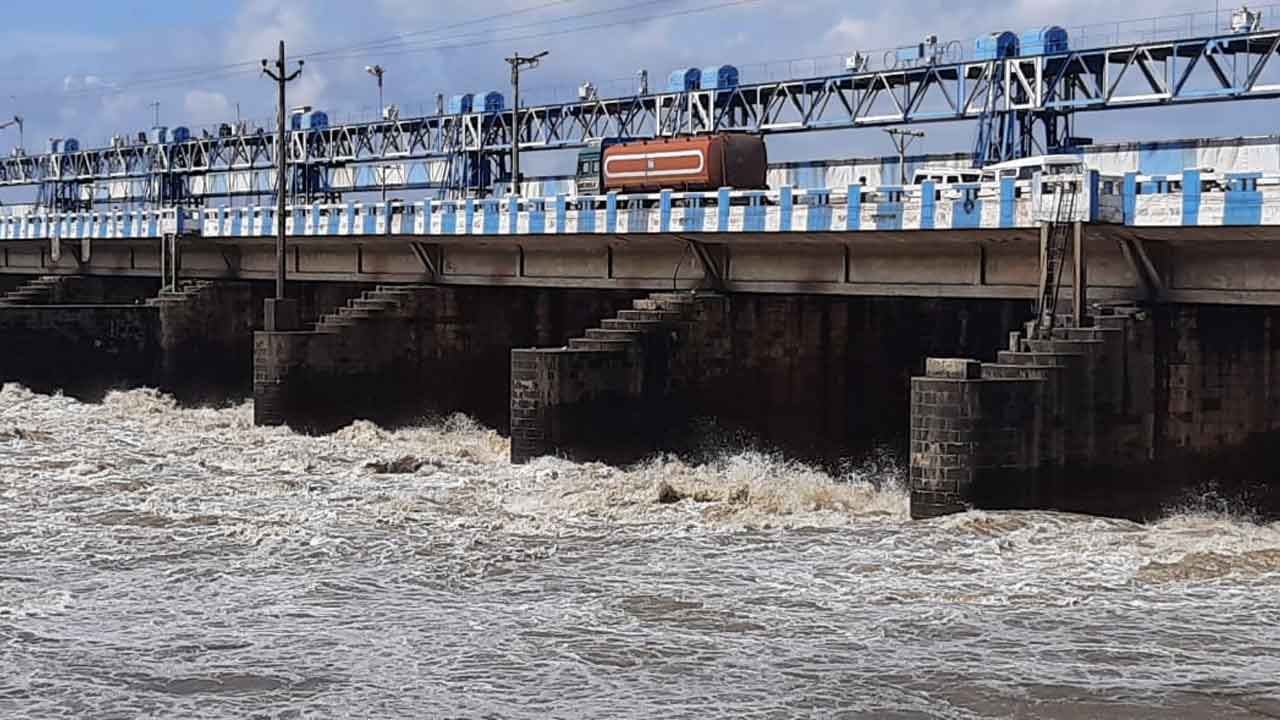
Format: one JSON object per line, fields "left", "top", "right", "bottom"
{"left": 260, "top": 40, "right": 304, "bottom": 332}
{"left": 504, "top": 50, "right": 548, "bottom": 196}
{"left": 884, "top": 128, "right": 925, "bottom": 185}
{"left": 6, "top": 96, "right": 21, "bottom": 152}
{"left": 0, "top": 115, "right": 22, "bottom": 154}
{"left": 365, "top": 64, "right": 384, "bottom": 118}
{"left": 365, "top": 65, "right": 389, "bottom": 201}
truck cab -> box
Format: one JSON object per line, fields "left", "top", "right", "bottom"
{"left": 575, "top": 138, "right": 625, "bottom": 195}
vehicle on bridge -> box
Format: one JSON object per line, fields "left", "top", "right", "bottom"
{"left": 979, "top": 154, "right": 1087, "bottom": 182}
{"left": 575, "top": 133, "right": 768, "bottom": 195}
{"left": 911, "top": 167, "right": 983, "bottom": 185}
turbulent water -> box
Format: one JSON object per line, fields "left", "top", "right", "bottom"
{"left": 1, "top": 384, "right": 1279, "bottom": 719}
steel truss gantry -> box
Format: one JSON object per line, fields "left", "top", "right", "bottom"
{"left": 3, "top": 27, "right": 1279, "bottom": 203}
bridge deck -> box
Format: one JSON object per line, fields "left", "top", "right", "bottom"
{"left": 5, "top": 224, "right": 1280, "bottom": 306}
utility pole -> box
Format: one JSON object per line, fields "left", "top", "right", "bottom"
{"left": 505, "top": 50, "right": 548, "bottom": 196}
{"left": 884, "top": 128, "right": 925, "bottom": 185}
{"left": 260, "top": 40, "right": 304, "bottom": 332}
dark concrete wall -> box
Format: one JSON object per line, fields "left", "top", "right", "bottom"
{"left": 912, "top": 304, "right": 1280, "bottom": 520}
{"left": 0, "top": 305, "right": 160, "bottom": 399}
{"left": 511, "top": 293, "right": 1032, "bottom": 467}
{"left": 158, "top": 282, "right": 259, "bottom": 402}
{"left": 256, "top": 287, "right": 644, "bottom": 433}
{"left": 0, "top": 275, "right": 28, "bottom": 295}
{"left": 0, "top": 278, "right": 367, "bottom": 404}
{"left": 682, "top": 295, "right": 1030, "bottom": 461}
{"left": 53, "top": 276, "right": 159, "bottom": 304}
{"left": 0, "top": 275, "right": 158, "bottom": 305}
{"left": 154, "top": 281, "right": 363, "bottom": 401}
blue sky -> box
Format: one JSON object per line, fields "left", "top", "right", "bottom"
{"left": 0, "top": 0, "right": 1275, "bottom": 169}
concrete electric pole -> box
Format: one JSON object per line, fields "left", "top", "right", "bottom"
{"left": 260, "top": 40, "right": 304, "bottom": 331}
{"left": 505, "top": 50, "right": 548, "bottom": 197}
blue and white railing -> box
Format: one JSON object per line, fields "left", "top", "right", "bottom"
{"left": 1125, "top": 170, "right": 1280, "bottom": 227}
{"left": 192, "top": 172, "right": 1118, "bottom": 239}
{"left": 0, "top": 172, "right": 1127, "bottom": 241}
{"left": 0, "top": 207, "right": 200, "bottom": 241}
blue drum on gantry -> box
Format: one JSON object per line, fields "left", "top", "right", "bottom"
{"left": 1020, "top": 26, "right": 1069, "bottom": 55}
{"left": 476, "top": 91, "right": 505, "bottom": 114}
{"left": 448, "top": 93, "right": 475, "bottom": 114}
{"left": 667, "top": 67, "right": 701, "bottom": 92}
{"left": 975, "top": 31, "right": 1019, "bottom": 60}
{"left": 700, "top": 65, "right": 739, "bottom": 91}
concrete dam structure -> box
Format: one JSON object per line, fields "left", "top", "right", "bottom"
{"left": 9, "top": 13, "right": 1280, "bottom": 520}
{"left": 4, "top": 162, "right": 1280, "bottom": 521}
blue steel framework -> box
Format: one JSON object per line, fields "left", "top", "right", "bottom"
{"left": 3, "top": 26, "right": 1280, "bottom": 207}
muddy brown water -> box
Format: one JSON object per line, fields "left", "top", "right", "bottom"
{"left": 1, "top": 384, "right": 1278, "bottom": 719}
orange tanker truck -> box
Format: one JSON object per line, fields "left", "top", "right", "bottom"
{"left": 575, "top": 133, "right": 768, "bottom": 195}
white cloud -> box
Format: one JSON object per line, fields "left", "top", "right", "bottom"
{"left": 62, "top": 74, "right": 115, "bottom": 93}
{"left": 826, "top": 18, "right": 873, "bottom": 50}
{"left": 183, "top": 90, "right": 232, "bottom": 126}
{"left": 98, "top": 93, "right": 144, "bottom": 129}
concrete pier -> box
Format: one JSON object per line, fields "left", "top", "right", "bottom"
{"left": 510, "top": 293, "right": 1029, "bottom": 466}
{"left": 0, "top": 275, "right": 365, "bottom": 402}
{"left": 253, "top": 287, "right": 642, "bottom": 433}
{"left": 910, "top": 305, "right": 1280, "bottom": 519}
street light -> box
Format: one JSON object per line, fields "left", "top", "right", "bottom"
{"left": 260, "top": 40, "right": 304, "bottom": 332}
{"left": 364, "top": 64, "right": 385, "bottom": 118}
{"left": 0, "top": 115, "right": 23, "bottom": 155}
{"left": 365, "top": 64, "right": 389, "bottom": 202}
{"left": 505, "top": 50, "right": 548, "bottom": 196}
{"left": 883, "top": 128, "right": 925, "bottom": 185}
{"left": 6, "top": 96, "right": 22, "bottom": 152}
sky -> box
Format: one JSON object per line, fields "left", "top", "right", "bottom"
{"left": 0, "top": 0, "right": 1276, "bottom": 173}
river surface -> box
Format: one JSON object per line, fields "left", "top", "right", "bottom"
{"left": 1, "top": 383, "right": 1279, "bottom": 719}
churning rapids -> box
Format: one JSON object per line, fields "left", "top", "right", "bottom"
{"left": 2, "top": 384, "right": 1279, "bottom": 719}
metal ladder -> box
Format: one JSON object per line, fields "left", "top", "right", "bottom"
{"left": 1035, "top": 181, "right": 1079, "bottom": 339}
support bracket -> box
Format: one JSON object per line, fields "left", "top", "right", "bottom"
{"left": 220, "top": 245, "right": 242, "bottom": 273}
{"left": 409, "top": 241, "right": 442, "bottom": 278}
{"left": 1128, "top": 236, "right": 1165, "bottom": 302}
{"left": 674, "top": 234, "right": 725, "bottom": 291}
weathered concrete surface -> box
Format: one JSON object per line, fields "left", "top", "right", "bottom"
{"left": 511, "top": 294, "right": 696, "bottom": 465}
{"left": 911, "top": 304, "right": 1280, "bottom": 520}
{"left": 0, "top": 225, "right": 1148, "bottom": 301}
{"left": 0, "top": 275, "right": 158, "bottom": 305}
{"left": 0, "top": 277, "right": 368, "bottom": 402}
{"left": 0, "top": 305, "right": 161, "bottom": 400}
{"left": 254, "top": 287, "right": 644, "bottom": 433}
{"left": 511, "top": 293, "right": 1032, "bottom": 466}
{"left": 0, "top": 274, "right": 30, "bottom": 296}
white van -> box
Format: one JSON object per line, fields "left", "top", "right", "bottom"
{"left": 911, "top": 166, "right": 983, "bottom": 185}
{"left": 979, "top": 154, "right": 1087, "bottom": 182}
